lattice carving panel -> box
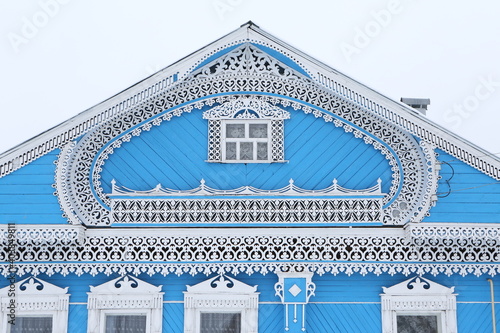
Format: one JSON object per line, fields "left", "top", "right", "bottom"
{"left": 3, "top": 229, "right": 500, "bottom": 277}
{"left": 110, "top": 198, "right": 383, "bottom": 224}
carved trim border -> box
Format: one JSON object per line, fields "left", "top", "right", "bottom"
{"left": 55, "top": 77, "right": 434, "bottom": 226}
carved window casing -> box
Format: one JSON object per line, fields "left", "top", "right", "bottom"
{"left": 203, "top": 97, "right": 289, "bottom": 163}
{"left": 0, "top": 277, "right": 69, "bottom": 333}
{"left": 381, "top": 276, "right": 457, "bottom": 333}
{"left": 87, "top": 275, "right": 163, "bottom": 333}
{"left": 184, "top": 275, "right": 259, "bottom": 333}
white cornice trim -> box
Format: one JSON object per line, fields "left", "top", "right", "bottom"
{"left": 83, "top": 227, "right": 405, "bottom": 238}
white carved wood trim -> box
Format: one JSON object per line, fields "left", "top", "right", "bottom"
{"left": 0, "top": 277, "right": 69, "bottom": 333}
{"left": 184, "top": 275, "right": 259, "bottom": 333}
{"left": 3, "top": 226, "right": 500, "bottom": 277}
{"left": 59, "top": 93, "right": 429, "bottom": 226}
{"left": 87, "top": 275, "right": 163, "bottom": 333}
{"left": 380, "top": 276, "right": 457, "bottom": 333}
{"left": 0, "top": 225, "right": 85, "bottom": 245}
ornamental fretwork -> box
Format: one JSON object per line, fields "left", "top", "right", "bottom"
{"left": 203, "top": 97, "right": 290, "bottom": 162}
{"left": 3, "top": 226, "right": 500, "bottom": 277}
{"left": 109, "top": 178, "right": 384, "bottom": 224}
{"left": 54, "top": 44, "right": 437, "bottom": 226}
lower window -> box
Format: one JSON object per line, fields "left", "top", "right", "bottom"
{"left": 200, "top": 313, "right": 241, "bottom": 333}
{"left": 396, "top": 315, "right": 439, "bottom": 333}
{"left": 105, "top": 315, "right": 147, "bottom": 333}
{"left": 9, "top": 316, "right": 53, "bottom": 333}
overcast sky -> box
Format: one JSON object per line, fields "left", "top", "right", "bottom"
{"left": 1, "top": 0, "right": 499, "bottom": 156}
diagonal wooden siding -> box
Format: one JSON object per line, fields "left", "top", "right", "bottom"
{"left": 68, "top": 304, "right": 87, "bottom": 333}
{"left": 259, "top": 304, "right": 283, "bottom": 333}
{"left": 99, "top": 107, "right": 392, "bottom": 196}
{"left": 307, "top": 303, "right": 381, "bottom": 333}
{"left": 163, "top": 303, "right": 184, "bottom": 333}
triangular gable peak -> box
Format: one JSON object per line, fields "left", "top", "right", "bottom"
{"left": 41, "top": 24, "right": 438, "bottom": 227}
{"left": 187, "top": 42, "right": 312, "bottom": 83}
{"left": 87, "top": 275, "right": 163, "bottom": 333}
{"left": 184, "top": 275, "right": 259, "bottom": 333}
{"left": 0, "top": 22, "right": 498, "bottom": 183}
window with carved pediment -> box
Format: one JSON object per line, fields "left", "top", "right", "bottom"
{"left": 87, "top": 275, "right": 163, "bottom": 333}
{"left": 203, "top": 97, "right": 289, "bottom": 163}
{"left": 381, "top": 276, "right": 457, "bottom": 333}
{"left": 184, "top": 275, "right": 258, "bottom": 333}
{"left": 0, "top": 277, "right": 69, "bottom": 333}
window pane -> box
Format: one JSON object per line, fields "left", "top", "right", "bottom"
{"left": 240, "top": 142, "right": 253, "bottom": 160}
{"left": 397, "top": 315, "right": 438, "bottom": 333}
{"left": 226, "top": 124, "right": 245, "bottom": 138}
{"left": 249, "top": 124, "right": 267, "bottom": 138}
{"left": 257, "top": 142, "right": 268, "bottom": 160}
{"left": 226, "top": 142, "right": 237, "bottom": 160}
{"left": 105, "top": 315, "right": 146, "bottom": 333}
{"left": 10, "top": 317, "right": 52, "bottom": 333}
{"left": 200, "top": 313, "right": 241, "bottom": 333}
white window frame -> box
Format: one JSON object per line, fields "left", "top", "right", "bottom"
{"left": 7, "top": 314, "right": 54, "bottom": 333}
{"left": 381, "top": 276, "right": 457, "bottom": 333}
{"left": 394, "top": 312, "right": 443, "bottom": 333}
{"left": 222, "top": 119, "right": 271, "bottom": 163}
{"left": 198, "top": 310, "right": 243, "bottom": 333}
{"left": 100, "top": 309, "right": 150, "bottom": 333}
{"left": 87, "top": 275, "right": 163, "bottom": 333}
{"left": 184, "top": 275, "right": 259, "bottom": 333}
{"left": 0, "top": 277, "right": 69, "bottom": 333}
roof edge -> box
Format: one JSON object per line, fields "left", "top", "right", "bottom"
{"left": 1, "top": 23, "right": 499, "bottom": 180}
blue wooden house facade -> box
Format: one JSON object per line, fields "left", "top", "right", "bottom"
{"left": 1, "top": 22, "right": 500, "bottom": 332}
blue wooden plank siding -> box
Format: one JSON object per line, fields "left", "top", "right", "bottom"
{"left": 68, "top": 304, "right": 87, "bottom": 333}
{"left": 163, "top": 303, "right": 184, "bottom": 333}
{"left": 425, "top": 149, "right": 500, "bottom": 223}
{"left": 307, "top": 304, "right": 381, "bottom": 332}
{"left": 3, "top": 273, "right": 497, "bottom": 332}
{"left": 0, "top": 150, "right": 66, "bottom": 224}
{"left": 98, "top": 107, "right": 393, "bottom": 196}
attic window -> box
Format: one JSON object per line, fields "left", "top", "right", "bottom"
{"left": 223, "top": 120, "right": 270, "bottom": 162}
{"left": 203, "top": 98, "right": 290, "bottom": 163}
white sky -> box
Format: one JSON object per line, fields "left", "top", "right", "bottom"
{"left": 1, "top": 0, "right": 499, "bottom": 155}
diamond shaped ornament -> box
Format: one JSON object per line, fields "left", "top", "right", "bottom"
{"left": 288, "top": 283, "right": 302, "bottom": 297}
